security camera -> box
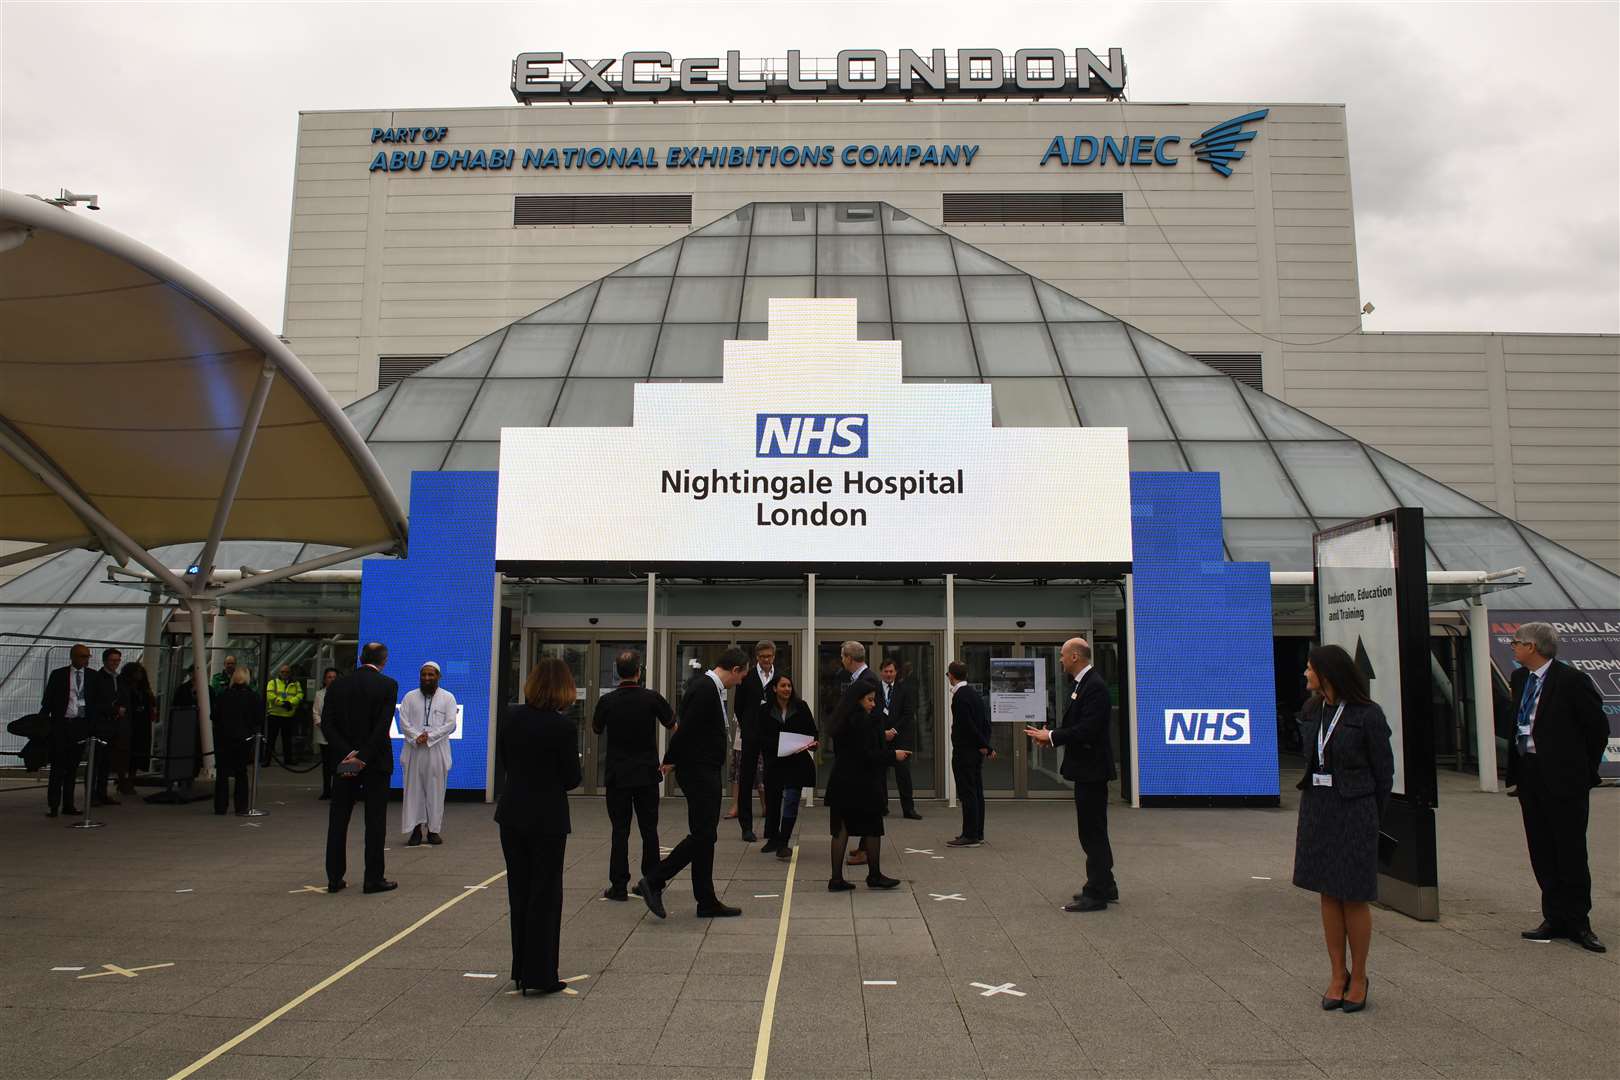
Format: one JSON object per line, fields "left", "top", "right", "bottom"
{"left": 85, "top": 195, "right": 101, "bottom": 211}
{"left": 873, "top": 619, "right": 883, "bottom": 627}
{"left": 588, "top": 616, "right": 599, "bottom": 625}
{"left": 730, "top": 619, "right": 742, "bottom": 628}
{"left": 1361, "top": 302, "right": 1375, "bottom": 315}
{"left": 1016, "top": 620, "right": 1027, "bottom": 628}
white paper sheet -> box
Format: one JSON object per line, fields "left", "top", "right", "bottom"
{"left": 777, "top": 732, "right": 816, "bottom": 757}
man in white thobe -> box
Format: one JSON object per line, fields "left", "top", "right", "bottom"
{"left": 399, "top": 661, "right": 457, "bottom": 846}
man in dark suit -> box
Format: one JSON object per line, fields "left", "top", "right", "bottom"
{"left": 1027, "top": 637, "right": 1118, "bottom": 912}
{"left": 593, "top": 649, "right": 675, "bottom": 900}
{"left": 879, "top": 658, "right": 922, "bottom": 819}
{"left": 733, "top": 640, "right": 778, "bottom": 843}
{"left": 1505, "top": 622, "right": 1607, "bottom": 953}
{"left": 835, "top": 642, "right": 884, "bottom": 865}
{"left": 321, "top": 642, "right": 401, "bottom": 894}
{"left": 637, "top": 647, "right": 749, "bottom": 920}
{"left": 89, "top": 648, "right": 123, "bottom": 805}
{"left": 39, "top": 643, "right": 110, "bottom": 817}
{"left": 946, "top": 660, "right": 993, "bottom": 848}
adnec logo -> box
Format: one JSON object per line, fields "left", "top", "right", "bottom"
{"left": 1040, "top": 108, "right": 1269, "bottom": 176}
{"left": 756, "top": 413, "right": 868, "bottom": 458}
{"left": 1164, "top": 708, "right": 1251, "bottom": 745}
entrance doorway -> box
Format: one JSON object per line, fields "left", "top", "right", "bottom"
{"left": 666, "top": 632, "right": 799, "bottom": 799}
{"left": 958, "top": 632, "right": 1103, "bottom": 797}
{"left": 529, "top": 635, "right": 647, "bottom": 795}
{"left": 815, "top": 636, "right": 940, "bottom": 799}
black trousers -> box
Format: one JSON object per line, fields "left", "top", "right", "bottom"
{"left": 884, "top": 757, "right": 916, "bottom": 814}
{"left": 1074, "top": 780, "right": 1117, "bottom": 896}
{"left": 1517, "top": 757, "right": 1593, "bottom": 932}
{"left": 500, "top": 824, "right": 566, "bottom": 991}
{"left": 214, "top": 755, "right": 250, "bottom": 814}
{"left": 653, "top": 769, "right": 721, "bottom": 907}
{"left": 47, "top": 732, "right": 82, "bottom": 812}
{"left": 325, "top": 769, "right": 390, "bottom": 886}
{"left": 952, "top": 753, "right": 985, "bottom": 840}
{"left": 318, "top": 743, "right": 337, "bottom": 796}
{"left": 606, "top": 782, "right": 660, "bottom": 890}
{"left": 762, "top": 771, "right": 784, "bottom": 842}
{"left": 262, "top": 713, "right": 295, "bottom": 764}
{"left": 736, "top": 730, "right": 762, "bottom": 833}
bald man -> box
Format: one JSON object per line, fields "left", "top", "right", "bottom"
{"left": 1027, "top": 637, "right": 1118, "bottom": 912}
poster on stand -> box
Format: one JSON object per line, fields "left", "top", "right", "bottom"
{"left": 990, "top": 658, "right": 1046, "bottom": 724}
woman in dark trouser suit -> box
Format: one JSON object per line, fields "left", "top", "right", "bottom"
{"left": 496, "top": 657, "right": 582, "bottom": 995}
{"left": 1292, "top": 644, "right": 1394, "bottom": 1014}
{"left": 824, "top": 684, "right": 910, "bottom": 891}
{"left": 213, "top": 669, "right": 260, "bottom": 815}
{"left": 761, "top": 674, "right": 817, "bottom": 861}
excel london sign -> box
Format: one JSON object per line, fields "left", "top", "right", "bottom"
{"left": 511, "top": 48, "right": 1126, "bottom": 103}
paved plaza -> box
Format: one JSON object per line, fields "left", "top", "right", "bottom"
{"left": 1, "top": 768, "right": 1615, "bottom": 1080}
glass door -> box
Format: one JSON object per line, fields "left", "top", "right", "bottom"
{"left": 957, "top": 633, "right": 1094, "bottom": 797}
{"left": 873, "top": 639, "right": 939, "bottom": 798}
{"left": 959, "top": 641, "right": 1016, "bottom": 793}
{"left": 532, "top": 639, "right": 591, "bottom": 790}
{"left": 668, "top": 634, "right": 796, "bottom": 797}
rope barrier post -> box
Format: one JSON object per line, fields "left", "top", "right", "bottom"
{"left": 70, "top": 734, "right": 106, "bottom": 830}
{"left": 244, "top": 733, "right": 268, "bottom": 817}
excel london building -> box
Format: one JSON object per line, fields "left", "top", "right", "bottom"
{"left": 3, "top": 47, "right": 1616, "bottom": 806}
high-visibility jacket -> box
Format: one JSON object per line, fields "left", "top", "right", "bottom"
{"left": 266, "top": 677, "right": 305, "bottom": 718}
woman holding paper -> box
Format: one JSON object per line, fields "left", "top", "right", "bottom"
{"left": 824, "top": 684, "right": 910, "bottom": 891}
{"left": 762, "top": 673, "right": 817, "bottom": 861}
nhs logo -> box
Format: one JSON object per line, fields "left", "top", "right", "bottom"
{"left": 755, "top": 414, "right": 868, "bottom": 458}
{"left": 1164, "top": 708, "right": 1251, "bottom": 745}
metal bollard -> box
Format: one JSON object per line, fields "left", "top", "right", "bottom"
{"left": 70, "top": 734, "right": 106, "bottom": 830}
{"left": 244, "top": 733, "right": 268, "bottom": 818}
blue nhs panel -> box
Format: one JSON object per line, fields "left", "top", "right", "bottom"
{"left": 360, "top": 471, "right": 498, "bottom": 792}
{"left": 1130, "top": 472, "right": 1278, "bottom": 798}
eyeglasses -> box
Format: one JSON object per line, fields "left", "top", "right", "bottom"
{"left": 1510, "top": 638, "right": 1533, "bottom": 647}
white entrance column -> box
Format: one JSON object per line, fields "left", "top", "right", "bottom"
{"left": 945, "top": 572, "right": 956, "bottom": 809}
{"left": 1468, "top": 598, "right": 1499, "bottom": 792}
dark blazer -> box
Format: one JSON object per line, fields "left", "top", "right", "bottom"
{"left": 1505, "top": 660, "right": 1606, "bottom": 791}
{"left": 212, "top": 684, "right": 263, "bottom": 745}
{"left": 41, "top": 664, "right": 114, "bottom": 740}
{"left": 764, "top": 699, "right": 818, "bottom": 789}
{"left": 665, "top": 671, "right": 728, "bottom": 774}
{"left": 877, "top": 678, "right": 917, "bottom": 750}
{"left": 495, "top": 705, "right": 582, "bottom": 835}
{"left": 1051, "top": 668, "right": 1116, "bottom": 783}
{"left": 319, "top": 665, "right": 399, "bottom": 776}
{"left": 838, "top": 665, "right": 882, "bottom": 713}
{"left": 950, "top": 683, "right": 992, "bottom": 756}
{"left": 1295, "top": 699, "right": 1395, "bottom": 807}
{"left": 733, "top": 665, "right": 779, "bottom": 748}
{"left": 824, "top": 708, "right": 897, "bottom": 814}
{"left": 592, "top": 682, "right": 674, "bottom": 788}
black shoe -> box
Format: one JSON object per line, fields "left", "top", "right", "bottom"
{"left": 406, "top": 827, "right": 423, "bottom": 847}
{"left": 521, "top": 982, "right": 567, "bottom": 996}
{"left": 317, "top": 792, "right": 331, "bottom": 801}
{"left": 903, "top": 811, "right": 924, "bottom": 820}
{"left": 1571, "top": 929, "right": 1607, "bottom": 953}
{"left": 214, "top": 809, "right": 227, "bottom": 816}
{"left": 327, "top": 881, "right": 346, "bottom": 894}
{"left": 635, "top": 876, "right": 666, "bottom": 919}
{"left": 93, "top": 796, "right": 119, "bottom": 806}
{"left": 696, "top": 903, "right": 742, "bottom": 918}
{"left": 1522, "top": 920, "right": 1563, "bottom": 941}
{"left": 828, "top": 879, "right": 856, "bottom": 892}
{"left": 741, "top": 831, "right": 757, "bottom": 843}
{"left": 882, "top": 807, "right": 891, "bottom": 816}
{"left": 1074, "top": 885, "right": 1120, "bottom": 904}
{"left": 46, "top": 809, "right": 58, "bottom": 818}
{"left": 776, "top": 846, "right": 792, "bottom": 860}
{"left": 946, "top": 837, "right": 982, "bottom": 848}
{"left": 866, "top": 874, "right": 901, "bottom": 889}
{"left": 1341, "top": 975, "right": 1370, "bottom": 1013}
{"left": 427, "top": 832, "right": 443, "bottom": 846}
{"left": 1064, "top": 895, "right": 1108, "bottom": 913}
{"left": 362, "top": 879, "right": 398, "bottom": 894}
{"left": 1321, "top": 993, "right": 1343, "bottom": 1011}
{"left": 63, "top": 806, "right": 82, "bottom": 816}
{"left": 760, "top": 841, "right": 782, "bottom": 854}
{"left": 602, "top": 886, "right": 629, "bottom": 901}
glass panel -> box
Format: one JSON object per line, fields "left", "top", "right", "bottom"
{"left": 589, "top": 277, "right": 671, "bottom": 322}
{"left": 676, "top": 237, "right": 748, "bottom": 276}
{"left": 459, "top": 379, "right": 563, "bottom": 439}
{"left": 652, "top": 325, "right": 729, "bottom": 378}
{"left": 444, "top": 442, "right": 500, "bottom": 471}
{"left": 1224, "top": 518, "right": 1316, "bottom": 570}
{"left": 1525, "top": 528, "right": 1620, "bottom": 610}
{"left": 990, "top": 378, "right": 1078, "bottom": 427}
{"left": 959, "top": 641, "right": 1015, "bottom": 792}
{"left": 884, "top": 235, "right": 955, "bottom": 275}
{"left": 875, "top": 640, "right": 937, "bottom": 797}
{"left": 369, "top": 379, "right": 479, "bottom": 441}
{"left": 417, "top": 330, "right": 503, "bottom": 377}
{"left": 747, "top": 236, "right": 815, "bottom": 276}
{"left": 889, "top": 277, "right": 966, "bottom": 322}
{"left": 534, "top": 639, "right": 591, "bottom": 789}
{"left": 552, "top": 379, "right": 635, "bottom": 426}
{"left": 1239, "top": 383, "right": 1343, "bottom": 439}
{"left": 858, "top": 322, "right": 896, "bottom": 341}
{"left": 1069, "top": 378, "right": 1173, "bottom": 438}
{"left": 973, "top": 324, "right": 1059, "bottom": 375}
{"left": 571, "top": 324, "right": 658, "bottom": 376}
{"left": 489, "top": 324, "right": 582, "bottom": 377}
{"left": 818, "top": 203, "right": 880, "bottom": 234}
{"left": 896, "top": 324, "right": 978, "bottom": 376}
{"left": 1368, "top": 449, "right": 1494, "bottom": 517}
{"left": 1023, "top": 641, "right": 1080, "bottom": 792}
{"left": 742, "top": 276, "right": 814, "bottom": 323}
{"left": 1272, "top": 442, "right": 1396, "bottom": 518}
{"left": 751, "top": 203, "right": 816, "bottom": 235}
{"left": 1427, "top": 519, "right": 1573, "bottom": 607}
{"left": 520, "top": 281, "right": 599, "bottom": 324}
{"left": 593, "top": 638, "right": 650, "bottom": 788}
{"left": 814, "top": 639, "right": 872, "bottom": 793}
{"left": 665, "top": 276, "right": 742, "bottom": 322}
{"left": 1128, "top": 440, "right": 1189, "bottom": 471}
{"left": 1182, "top": 442, "right": 1310, "bottom": 517}
{"left": 343, "top": 383, "right": 397, "bottom": 439}
{"left": 951, "top": 240, "right": 1020, "bottom": 275}
{"left": 961, "top": 275, "right": 1043, "bottom": 322}
{"left": 1130, "top": 327, "right": 1220, "bottom": 375}
{"left": 1035, "top": 280, "right": 1112, "bottom": 322}
{"left": 737, "top": 322, "right": 768, "bottom": 339}
{"left": 691, "top": 207, "right": 751, "bottom": 236}
{"left": 1050, "top": 322, "right": 1143, "bottom": 375}
{"left": 1154, "top": 377, "right": 1264, "bottom": 439}
{"left": 0, "top": 547, "right": 99, "bottom": 604}
{"left": 370, "top": 442, "right": 450, "bottom": 512}
{"left": 816, "top": 236, "right": 885, "bottom": 276}
{"left": 882, "top": 206, "right": 935, "bottom": 234}
{"left": 815, "top": 276, "right": 890, "bottom": 322}
{"left": 610, "top": 242, "right": 682, "bottom": 277}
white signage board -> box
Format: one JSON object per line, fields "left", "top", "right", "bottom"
{"left": 1314, "top": 521, "right": 1405, "bottom": 795}
{"left": 497, "top": 299, "right": 1131, "bottom": 571}
{"left": 990, "top": 657, "right": 1047, "bottom": 724}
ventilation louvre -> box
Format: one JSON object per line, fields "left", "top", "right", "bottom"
{"left": 515, "top": 194, "right": 693, "bottom": 226}
{"left": 378, "top": 356, "right": 440, "bottom": 387}
{"left": 943, "top": 192, "right": 1124, "bottom": 225}
{"left": 1190, "top": 353, "right": 1264, "bottom": 389}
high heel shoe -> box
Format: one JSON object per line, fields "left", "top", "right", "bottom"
{"left": 1321, "top": 971, "right": 1348, "bottom": 1010}
{"left": 1340, "top": 974, "right": 1369, "bottom": 1013}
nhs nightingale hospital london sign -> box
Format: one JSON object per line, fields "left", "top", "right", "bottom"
{"left": 497, "top": 299, "right": 1132, "bottom": 577}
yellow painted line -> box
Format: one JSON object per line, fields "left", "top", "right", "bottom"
{"left": 750, "top": 845, "right": 799, "bottom": 1080}
{"left": 167, "top": 869, "right": 507, "bottom": 1080}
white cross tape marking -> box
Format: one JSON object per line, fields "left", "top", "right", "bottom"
{"left": 930, "top": 893, "right": 966, "bottom": 902}
{"left": 970, "top": 981, "right": 1025, "bottom": 998}
{"left": 863, "top": 979, "right": 898, "bottom": 986}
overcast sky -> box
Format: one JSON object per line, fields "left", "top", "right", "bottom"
{"left": 3, "top": 1, "right": 1616, "bottom": 337}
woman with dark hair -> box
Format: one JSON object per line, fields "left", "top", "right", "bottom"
{"left": 118, "top": 661, "right": 156, "bottom": 791}
{"left": 1293, "top": 643, "right": 1394, "bottom": 1014}
{"left": 824, "top": 683, "right": 910, "bottom": 891}
{"left": 761, "top": 673, "right": 817, "bottom": 861}
{"left": 496, "top": 657, "right": 583, "bottom": 995}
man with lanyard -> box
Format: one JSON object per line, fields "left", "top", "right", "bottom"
{"left": 41, "top": 644, "right": 104, "bottom": 817}
{"left": 734, "top": 640, "right": 777, "bottom": 845}
{"left": 399, "top": 661, "right": 458, "bottom": 847}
